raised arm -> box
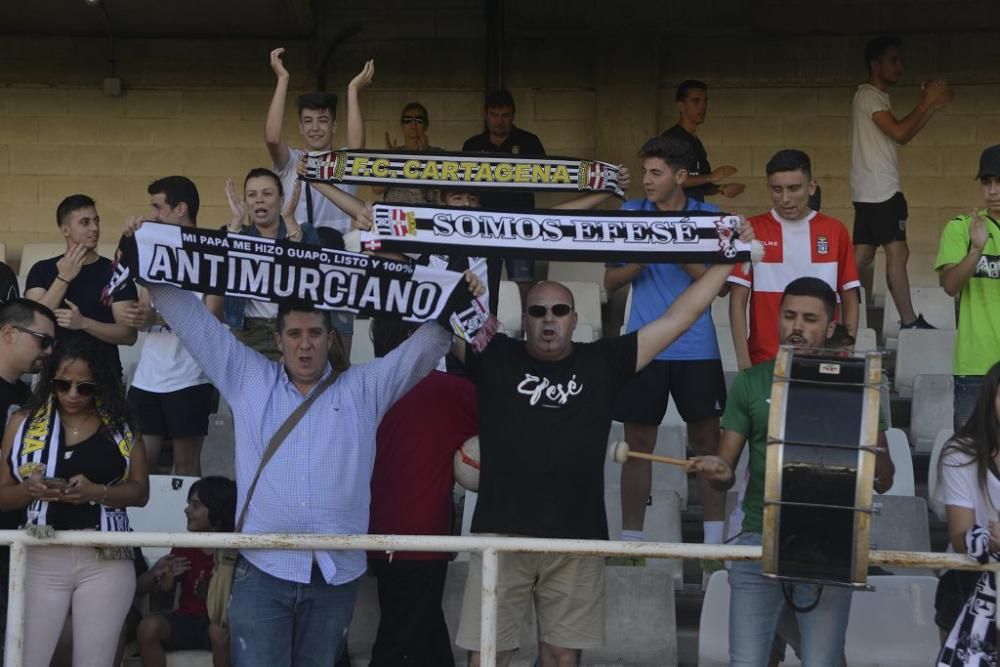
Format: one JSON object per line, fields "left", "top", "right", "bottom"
{"left": 940, "top": 212, "right": 989, "bottom": 296}
{"left": 346, "top": 60, "right": 374, "bottom": 150}
{"left": 728, "top": 283, "right": 752, "bottom": 371}
{"left": 264, "top": 47, "right": 292, "bottom": 170}
{"left": 604, "top": 263, "right": 644, "bottom": 293}
{"left": 872, "top": 79, "right": 951, "bottom": 145}
{"left": 24, "top": 244, "right": 89, "bottom": 311}
{"left": 551, "top": 167, "right": 631, "bottom": 210}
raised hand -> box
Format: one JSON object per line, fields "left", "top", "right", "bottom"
{"left": 270, "top": 47, "right": 289, "bottom": 80}
{"left": 283, "top": 180, "right": 304, "bottom": 240}
{"left": 710, "top": 165, "right": 738, "bottom": 182}
{"left": 348, "top": 60, "right": 375, "bottom": 93}
{"left": 225, "top": 177, "right": 247, "bottom": 232}
{"left": 385, "top": 131, "right": 399, "bottom": 149}
{"left": 463, "top": 269, "right": 485, "bottom": 298}
{"left": 617, "top": 166, "right": 631, "bottom": 193}
{"left": 56, "top": 243, "right": 88, "bottom": 283}
{"left": 686, "top": 455, "right": 734, "bottom": 483}
{"left": 970, "top": 209, "right": 989, "bottom": 251}
{"left": 720, "top": 183, "right": 746, "bottom": 198}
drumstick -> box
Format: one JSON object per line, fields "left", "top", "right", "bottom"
{"left": 609, "top": 440, "right": 688, "bottom": 467}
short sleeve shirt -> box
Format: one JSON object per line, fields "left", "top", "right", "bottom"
{"left": 934, "top": 212, "right": 1000, "bottom": 375}
{"left": 275, "top": 147, "right": 359, "bottom": 235}
{"left": 662, "top": 124, "right": 713, "bottom": 202}
{"left": 612, "top": 197, "right": 721, "bottom": 361}
{"left": 26, "top": 256, "right": 138, "bottom": 372}
{"left": 850, "top": 84, "right": 899, "bottom": 203}
{"left": 466, "top": 333, "right": 637, "bottom": 539}
{"left": 728, "top": 210, "right": 860, "bottom": 365}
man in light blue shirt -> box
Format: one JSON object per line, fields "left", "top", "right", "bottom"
{"left": 605, "top": 136, "right": 728, "bottom": 558}
{"left": 136, "top": 227, "right": 483, "bottom": 666}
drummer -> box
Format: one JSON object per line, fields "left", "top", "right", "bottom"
{"left": 688, "top": 276, "right": 894, "bottom": 666}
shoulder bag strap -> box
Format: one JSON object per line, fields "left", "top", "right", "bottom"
{"left": 235, "top": 369, "right": 340, "bottom": 531}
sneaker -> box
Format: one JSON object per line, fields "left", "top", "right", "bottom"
{"left": 605, "top": 555, "right": 646, "bottom": 567}
{"left": 900, "top": 313, "right": 935, "bottom": 330}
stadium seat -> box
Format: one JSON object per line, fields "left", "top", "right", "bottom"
{"left": 350, "top": 317, "right": 375, "bottom": 365}
{"left": 496, "top": 280, "right": 522, "bottom": 339}
{"left": 894, "top": 330, "right": 955, "bottom": 397}
{"left": 560, "top": 281, "right": 602, "bottom": 340}
{"left": 854, "top": 327, "right": 877, "bottom": 353}
{"left": 871, "top": 250, "right": 940, "bottom": 309}
{"left": 202, "top": 411, "right": 235, "bottom": 479}
{"left": 927, "top": 428, "right": 955, "bottom": 522}
{"left": 128, "top": 474, "right": 200, "bottom": 565}
{"left": 910, "top": 374, "right": 955, "bottom": 453}
{"left": 882, "top": 286, "right": 955, "bottom": 346}
{"left": 857, "top": 286, "right": 867, "bottom": 330}
{"left": 604, "top": 421, "right": 689, "bottom": 509}
{"left": 620, "top": 285, "right": 633, "bottom": 335}
{"left": 880, "top": 428, "right": 915, "bottom": 496}
{"left": 870, "top": 495, "right": 932, "bottom": 575}
{"left": 547, "top": 261, "right": 608, "bottom": 303}
{"left": 699, "top": 572, "right": 940, "bottom": 667}
{"left": 571, "top": 323, "right": 595, "bottom": 342}
{"left": 604, "top": 489, "right": 684, "bottom": 590}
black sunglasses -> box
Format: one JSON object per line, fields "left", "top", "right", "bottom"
{"left": 13, "top": 326, "right": 54, "bottom": 351}
{"left": 526, "top": 304, "right": 573, "bottom": 318}
{"left": 52, "top": 379, "right": 97, "bottom": 397}
{"left": 401, "top": 116, "right": 427, "bottom": 125}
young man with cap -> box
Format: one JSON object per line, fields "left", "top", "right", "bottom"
{"left": 936, "top": 144, "right": 1000, "bottom": 428}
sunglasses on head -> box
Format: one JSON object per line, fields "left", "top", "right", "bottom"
{"left": 52, "top": 379, "right": 97, "bottom": 397}
{"left": 401, "top": 116, "right": 427, "bottom": 125}
{"left": 526, "top": 304, "right": 573, "bottom": 318}
{"left": 12, "top": 326, "right": 54, "bottom": 351}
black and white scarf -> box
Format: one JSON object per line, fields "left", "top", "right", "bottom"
{"left": 938, "top": 525, "right": 999, "bottom": 666}
{"left": 301, "top": 149, "right": 625, "bottom": 198}
{"left": 360, "top": 204, "right": 755, "bottom": 263}
{"left": 105, "top": 222, "right": 490, "bottom": 344}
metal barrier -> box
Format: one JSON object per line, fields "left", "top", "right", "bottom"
{"left": 1, "top": 530, "right": 993, "bottom": 667}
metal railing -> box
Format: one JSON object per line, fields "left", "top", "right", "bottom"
{"left": 1, "top": 530, "right": 992, "bottom": 667}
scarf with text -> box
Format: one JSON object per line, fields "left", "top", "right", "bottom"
{"left": 300, "top": 149, "right": 625, "bottom": 197}
{"left": 104, "top": 222, "right": 490, "bottom": 344}
{"left": 360, "top": 204, "right": 753, "bottom": 263}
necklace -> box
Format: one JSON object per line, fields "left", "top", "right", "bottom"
{"left": 63, "top": 413, "right": 94, "bottom": 436}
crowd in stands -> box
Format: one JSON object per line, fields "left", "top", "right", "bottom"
{"left": 0, "top": 31, "right": 998, "bottom": 667}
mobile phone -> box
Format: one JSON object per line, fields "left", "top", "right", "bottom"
{"left": 42, "top": 477, "right": 69, "bottom": 490}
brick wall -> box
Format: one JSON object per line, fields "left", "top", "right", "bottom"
{"left": 2, "top": 14, "right": 998, "bottom": 270}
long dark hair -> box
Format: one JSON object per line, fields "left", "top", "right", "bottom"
{"left": 941, "top": 362, "right": 1000, "bottom": 506}
{"left": 189, "top": 476, "right": 237, "bottom": 532}
{"left": 26, "top": 336, "right": 134, "bottom": 434}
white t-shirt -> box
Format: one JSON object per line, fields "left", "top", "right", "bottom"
{"left": 244, "top": 299, "right": 279, "bottom": 320}
{"left": 275, "top": 147, "right": 359, "bottom": 235}
{"left": 132, "top": 294, "right": 211, "bottom": 393}
{"left": 937, "top": 446, "right": 1000, "bottom": 550}
{"left": 850, "top": 84, "right": 900, "bottom": 203}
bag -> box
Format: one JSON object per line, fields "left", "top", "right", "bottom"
{"left": 204, "top": 370, "right": 340, "bottom": 627}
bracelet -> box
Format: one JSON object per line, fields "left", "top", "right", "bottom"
{"left": 55, "top": 276, "right": 70, "bottom": 284}
{"left": 287, "top": 229, "right": 303, "bottom": 241}
{"left": 90, "top": 485, "right": 109, "bottom": 506}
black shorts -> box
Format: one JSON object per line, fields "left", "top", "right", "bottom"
{"left": 852, "top": 191, "right": 908, "bottom": 246}
{"left": 127, "top": 384, "right": 214, "bottom": 438}
{"left": 613, "top": 359, "right": 726, "bottom": 425}
{"left": 165, "top": 612, "right": 212, "bottom": 651}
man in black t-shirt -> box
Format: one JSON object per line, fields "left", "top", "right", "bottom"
{"left": 24, "top": 194, "right": 137, "bottom": 375}
{"left": 0, "top": 262, "right": 18, "bottom": 305}
{"left": 662, "top": 80, "right": 745, "bottom": 203}
{"left": 462, "top": 90, "right": 547, "bottom": 310}
{"left": 451, "top": 216, "right": 755, "bottom": 667}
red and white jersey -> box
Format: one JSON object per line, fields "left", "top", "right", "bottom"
{"left": 728, "top": 209, "right": 860, "bottom": 365}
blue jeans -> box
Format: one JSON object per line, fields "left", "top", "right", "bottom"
{"left": 728, "top": 533, "right": 853, "bottom": 666}
{"left": 228, "top": 556, "right": 360, "bottom": 667}
{"left": 954, "top": 375, "right": 983, "bottom": 431}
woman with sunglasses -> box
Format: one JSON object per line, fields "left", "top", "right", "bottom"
{"left": 374, "top": 102, "right": 439, "bottom": 205}
{"left": 0, "top": 336, "right": 149, "bottom": 667}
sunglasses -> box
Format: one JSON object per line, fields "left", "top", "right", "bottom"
{"left": 13, "top": 326, "right": 54, "bottom": 351}
{"left": 401, "top": 116, "right": 427, "bottom": 125}
{"left": 52, "top": 379, "right": 97, "bottom": 397}
{"left": 526, "top": 304, "right": 573, "bottom": 318}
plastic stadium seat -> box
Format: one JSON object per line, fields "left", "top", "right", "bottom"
{"left": 894, "top": 330, "right": 955, "bottom": 397}
{"left": 871, "top": 250, "right": 939, "bottom": 309}
{"left": 715, "top": 325, "right": 740, "bottom": 373}
{"left": 202, "top": 411, "right": 235, "bottom": 479}
{"left": 882, "top": 286, "right": 955, "bottom": 344}
{"left": 870, "top": 496, "right": 931, "bottom": 576}
{"left": 620, "top": 286, "right": 633, "bottom": 335}
{"left": 854, "top": 327, "right": 877, "bottom": 353}
{"left": 127, "top": 474, "right": 200, "bottom": 565}
{"left": 880, "top": 428, "right": 915, "bottom": 497}
{"left": 927, "top": 428, "right": 955, "bottom": 522}
{"left": 571, "top": 323, "right": 594, "bottom": 342}
{"left": 604, "top": 421, "right": 689, "bottom": 508}
{"left": 350, "top": 318, "right": 375, "bottom": 365}
{"left": 496, "top": 280, "right": 522, "bottom": 339}
{"left": 547, "top": 261, "right": 608, "bottom": 303}
{"left": 910, "top": 374, "right": 955, "bottom": 453}
{"left": 559, "top": 281, "right": 602, "bottom": 340}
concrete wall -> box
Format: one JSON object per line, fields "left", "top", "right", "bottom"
{"left": 2, "top": 1, "right": 998, "bottom": 269}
